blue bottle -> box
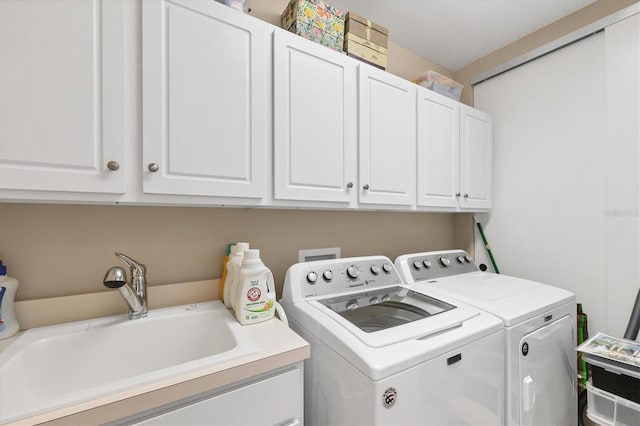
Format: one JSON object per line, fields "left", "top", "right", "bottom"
{"left": 0, "top": 261, "right": 20, "bottom": 339}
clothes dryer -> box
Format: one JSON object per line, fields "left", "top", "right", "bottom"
{"left": 280, "top": 255, "right": 505, "bottom": 426}
{"left": 395, "top": 249, "right": 577, "bottom": 426}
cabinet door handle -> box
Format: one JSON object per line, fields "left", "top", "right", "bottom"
{"left": 148, "top": 163, "right": 159, "bottom": 173}
{"left": 363, "top": 184, "right": 370, "bottom": 190}
{"left": 346, "top": 182, "right": 353, "bottom": 189}
{"left": 464, "top": 193, "right": 469, "bottom": 198}
{"left": 455, "top": 192, "right": 460, "bottom": 198}
{"left": 107, "top": 161, "right": 120, "bottom": 171}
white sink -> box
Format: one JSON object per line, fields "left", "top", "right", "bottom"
{"left": 0, "top": 301, "right": 256, "bottom": 423}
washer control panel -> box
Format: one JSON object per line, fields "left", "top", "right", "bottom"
{"left": 405, "top": 250, "right": 478, "bottom": 282}
{"left": 298, "top": 256, "right": 402, "bottom": 298}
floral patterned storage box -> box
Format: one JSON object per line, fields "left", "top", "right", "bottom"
{"left": 281, "top": 0, "right": 345, "bottom": 52}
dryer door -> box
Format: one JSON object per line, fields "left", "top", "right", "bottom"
{"left": 518, "top": 314, "right": 576, "bottom": 426}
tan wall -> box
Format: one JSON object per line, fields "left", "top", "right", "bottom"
{"left": 454, "top": 0, "right": 639, "bottom": 105}
{"left": 0, "top": 204, "right": 468, "bottom": 301}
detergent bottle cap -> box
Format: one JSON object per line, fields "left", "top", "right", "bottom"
{"left": 244, "top": 249, "right": 260, "bottom": 261}
{"left": 0, "top": 261, "right": 6, "bottom": 276}
{"left": 232, "top": 242, "right": 250, "bottom": 255}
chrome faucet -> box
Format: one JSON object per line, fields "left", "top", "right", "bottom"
{"left": 103, "top": 253, "right": 148, "bottom": 319}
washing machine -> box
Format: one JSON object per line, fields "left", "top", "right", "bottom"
{"left": 280, "top": 255, "right": 505, "bottom": 426}
{"left": 395, "top": 250, "right": 577, "bottom": 426}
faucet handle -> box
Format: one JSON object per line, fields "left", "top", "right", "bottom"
{"left": 115, "top": 253, "right": 146, "bottom": 276}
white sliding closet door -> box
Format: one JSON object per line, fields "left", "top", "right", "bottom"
{"left": 474, "top": 13, "right": 640, "bottom": 336}
{"left": 602, "top": 13, "right": 639, "bottom": 337}
{"left": 474, "top": 35, "right": 608, "bottom": 333}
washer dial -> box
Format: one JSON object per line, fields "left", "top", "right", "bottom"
{"left": 347, "top": 265, "right": 360, "bottom": 279}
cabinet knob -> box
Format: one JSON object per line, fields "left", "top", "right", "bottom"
{"left": 455, "top": 192, "right": 460, "bottom": 198}
{"left": 363, "top": 184, "right": 370, "bottom": 191}
{"left": 346, "top": 182, "right": 353, "bottom": 189}
{"left": 106, "top": 161, "right": 120, "bottom": 171}
{"left": 148, "top": 163, "right": 159, "bottom": 173}
{"left": 464, "top": 193, "right": 469, "bottom": 198}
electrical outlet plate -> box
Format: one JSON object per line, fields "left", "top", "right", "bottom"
{"left": 298, "top": 247, "right": 341, "bottom": 263}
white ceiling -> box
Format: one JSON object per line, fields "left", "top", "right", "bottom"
{"left": 328, "top": 0, "right": 596, "bottom": 71}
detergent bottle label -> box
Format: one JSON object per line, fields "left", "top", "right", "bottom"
{"left": 237, "top": 272, "right": 275, "bottom": 324}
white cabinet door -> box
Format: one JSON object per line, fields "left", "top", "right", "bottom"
{"left": 132, "top": 367, "right": 303, "bottom": 426}
{"left": 0, "top": 0, "right": 125, "bottom": 194}
{"left": 142, "top": 0, "right": 268, "bottom": 198}
{"left": 460, "top": 105, "right": 492, "bottom": 210}
{"left": 416, "top": 88, "right": 460, "bottom": 208}
{"left": 359, "top": 65, "right": 416, "bottom": 206}
{"left": 273, "top": 29, "right": 357, "bottom": 203}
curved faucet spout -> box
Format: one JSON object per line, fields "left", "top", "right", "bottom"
{"left": 103, "top": 253, "right": 148, "bottom": 319}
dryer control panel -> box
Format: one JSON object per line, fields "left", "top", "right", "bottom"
{"left": 286, "top": 256, "right": 403, "bottom": 300}
{"left": 399, "top": 250, "right": 479, "bottom": 282}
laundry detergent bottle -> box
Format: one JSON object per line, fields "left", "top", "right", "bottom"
{"left": 223, "top": 242, "right": 249, "bottom": 309}
{"left": 233, "top": 249, "right": 275, "bottom": 325}
{"left": 0, "top": 261, "right": 20, "bottom": 340}
{"left": 219, "top": 243, "right": 234, "bottom": 306}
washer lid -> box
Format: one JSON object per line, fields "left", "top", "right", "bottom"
{"left": 286, "top": 287, "right": 503, "bottom": 379}
{"left": 307, "top": 285, "right": 480, "bottom": 348}
{"left": 281, "top": 254, "right": 505, "bottom": 379}
{"left": 319, "top": 286, "right": 455, "bottom": 333}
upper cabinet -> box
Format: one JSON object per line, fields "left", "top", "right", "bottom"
{"left": 358, "top": 65, "right": 416, "bottom": 207}
{"left": 141, "top": 0, "right": 269, "bottom": 199}
{"left": 0, "top": 1, "right": 491, "bottom": 212}
{"left": 273, "top": 29, "right": 358, "bottom": 204}
{"left": 459, "top": 105, "right": 492, "bottom": 210}
{"left": 417, "top": 88, "right": 492, "bottom": 211}
{"left": 273, "top": 30, "right": 418, "bottom": 209}
{"left": 416, "top": 88, "right": 460, "bottom": 208}
{"left": 0, "top": 0, "right": 125, "bottom": 194}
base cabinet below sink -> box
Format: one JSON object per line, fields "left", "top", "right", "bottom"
{"left": 116, "top": 365, "right": 303, "bottom": 426}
